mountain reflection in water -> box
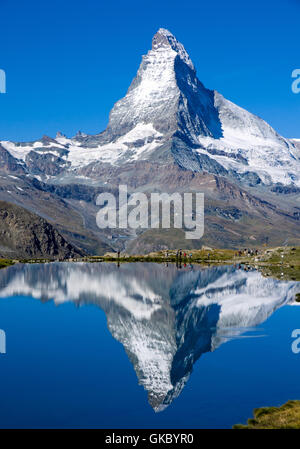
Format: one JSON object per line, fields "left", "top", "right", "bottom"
{"left": 0, "top": 262, "right": 299, "bottom": 412}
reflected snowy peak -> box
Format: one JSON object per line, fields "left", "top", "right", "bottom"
{"left": 0, "top": 262, "right": 298, "bottom": 411}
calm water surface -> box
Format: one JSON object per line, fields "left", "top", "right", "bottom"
{"left": 0, "top": 262, "right": 299, "bottom": 428}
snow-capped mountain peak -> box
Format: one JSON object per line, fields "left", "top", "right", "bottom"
{"left": 152, "top": 28, "right": 195, "bottom": 70}
{"left": 1, "top": 28, "right": 299, "bottom": 188}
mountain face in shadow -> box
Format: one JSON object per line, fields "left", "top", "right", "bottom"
{"left": 0, "top": 262, "right": 299, "bottom": 411}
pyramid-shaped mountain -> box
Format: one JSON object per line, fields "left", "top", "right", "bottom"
{"left": 1, "top": 28, "right": 299, "bottom": 187}
{"left": 1, "top": 28, "right": 300, "bottom": 253}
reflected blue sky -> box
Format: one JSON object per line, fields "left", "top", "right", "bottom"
{"left": 0, "top": 262, "right": 299, "bottom": 428}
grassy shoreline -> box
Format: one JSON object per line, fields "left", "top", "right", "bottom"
{"left": 0, "top": 259, "right": 16, "bottom": 269}
{"left": 233, "top": 401, "right": 300, "bottom": 429}
{"left": 1, "top": 246, "right": 299, "bottom": 280}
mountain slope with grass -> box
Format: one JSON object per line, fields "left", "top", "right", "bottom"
{"left": 234, "top": 401, "right": 300, "bottom": 429}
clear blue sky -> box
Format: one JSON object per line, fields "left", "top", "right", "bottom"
{"left": 0, "top": 0, "right": 299, "bottom": 141}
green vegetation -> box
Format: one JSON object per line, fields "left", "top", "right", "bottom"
{"left": 0, "top": 259, "right": 15, "bottom": 269}
{"left": 88, "top": 255, "right": 174, "bottom": 263}
{"left": 93, "top": 246, "right": 300, "bottom": 273}
{"left": 261, "top": 265, "right": 300, "bottom": 282}
{"left": 256, "top": 247, "right": 300, "bottom": 281}
{"left": 233, "top": 400, "right": 300, "bottom": 429}
{"left": 97, "top": 248, "right": 237, "bottom": 264}
{"left": 263, "top": 247, "right": 300, "bottom": 265}
{"left": 1, "top": 247, "right": 300, "bottom": 282}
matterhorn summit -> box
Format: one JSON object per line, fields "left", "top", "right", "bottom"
{"left": 104, "top": 27, "right": 223, "bottom": 144}
{"left": 1, "top": 27, "right": 299, "bottom": 187}
{"left": 99, "top": 27, "right": 299, "bottom": 186}
{"left": 151, "top": 28, "right": 194, "bottom": 69}
{"left": 0, "top": 27, "right": 299, "bottom": 187}
{"left": 0, "top": 28, "right": 300, "bottom": 253}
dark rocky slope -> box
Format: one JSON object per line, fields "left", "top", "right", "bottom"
{"left": 0, "top": 201, "right": 85, "bottom": 259}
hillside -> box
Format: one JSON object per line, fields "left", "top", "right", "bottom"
{"left": 0, "top": 200, "right": 85, "bottom": 259}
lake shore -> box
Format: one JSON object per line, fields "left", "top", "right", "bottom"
{"left": 233, "top": 401, "right": 300, "bottom": 429}
{"left": 2, "top": 246, "right": 299, "bottom": 280}
{"left": 1, "top": 248, "right": 300, "bottom": 428}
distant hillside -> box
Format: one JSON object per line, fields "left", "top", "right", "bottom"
{"left": 0, "top": 201, "right": 85, "bottom": 259}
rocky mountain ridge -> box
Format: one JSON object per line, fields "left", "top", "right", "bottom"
{"left": 1, "top": 28, "right": 299, "bottom": 188}
{"left": 0, "top": 28, "right": 299, "bottom": 253}
{"left": 0, "top": 201, "right": 84, "bottom": 259}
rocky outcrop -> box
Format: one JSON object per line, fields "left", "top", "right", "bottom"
{"left": 0, "top": 144, "right": 25, "bottom": 174}
{"left": 0, "top": 201, "right": 85, "bottom": 259}
{"left": 25, "top": 150, "right": 70, "bottom": 176}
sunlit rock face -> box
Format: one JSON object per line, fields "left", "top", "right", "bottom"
{"left": 104, "top": 28, "right": 222, "bottom": 145}
{"left": 0, "top": 262, "right": 299, "bottom": 411}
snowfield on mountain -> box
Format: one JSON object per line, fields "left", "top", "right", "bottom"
{"left": 1, "top": 28, "right": 299, "bottom": 187}
{"left": 1, "top": 28, "right": 300, "bottom": 253}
